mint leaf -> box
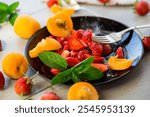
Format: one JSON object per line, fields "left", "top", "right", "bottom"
{"left": 7, "top": 1, "right": 19, "bottom": 14}
{"left": 51, "top": 69, "right": 72, "bottom": 85}
{"left": 0, "top": 2, "right": 8, "bottom": 12}
{"left": 73, "top": 56, "right": 94, "bottom": 74}
{"left": 77, "top": 66, "right": 104, "bottom": 81}
{"left": 0, "top": 12, "right": 7, "bottom": 23}
{"left": 9, "top": 12, "right": 18, "bottom": 25}
{"left": 39, "top": 52, "right": 67, "bottom": 71}
{"left": 72, "top": 72, "right": 79, "bottom": 83}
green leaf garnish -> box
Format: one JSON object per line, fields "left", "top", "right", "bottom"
{"left": 39, "top": 52, "right": 68, "bottom": 71}
{"left": 0, "top": 1, "right": 19, "bottom": 25}
{"left": 9, "top": 12, "right": 18, "bottom": 25}
{"left": 73, "top": 56, "right": 94, "bottom": 74}
{"left": 51, "top": 69, "right": 73, "bottom": 85}
{"left": 0, "top": 2, "right": 8, "bottom": 12}
{"left": 77, "top": 66, "right": 104, "bottom": 81}
{"left": 7, "top": 1, "right": 19, "bottom": 14}
{"left": 0, "top": 12, "right": 7, "bottom": 23}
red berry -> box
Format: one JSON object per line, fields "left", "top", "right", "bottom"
{"left": 99, "top": 0, "right": 110, "bottom": 4}
{"left": 56, "top": 37, "right": 67, "bottom": 46}
{"left": 76, "top": 29, "right": 85, "bottom": 39}
{"left": 102, "top": 44, "right": 112, "bottom": 56}
{"left": 0, "top": 71, "right": 5, "bottom": 90}
{"left": 116, "top": 47, "right": 124, "bottom": 58}
{"left": 89, "top": 42, "right": 103, "bottom": 56}
{"left": 66, "top": 57, "right": 80, "bottom": 67}
{"left": 68, "top": 31, "right": 85, "bottom": 50}
{"left": 47, "top": 0, "right": 58, "bottom": 8}
{"left": 82, "top": 29, "right": 93, "bottom": 46}
{"left": 93, "top": 56, "right": 104, "bottom": 63}
{"left": 50, "top": 68, "right": 61, "bottom": 75}
{"left": 70, "top": 50, "right": 78, "bottom": 57}
{"left": 61, "top": 50, "right": 70, "bottom": 58}
{"left": 40, "top": 92, "right": 60, "bottom": 100}
{"left": 135, "top": 0, "right": 150, "bottom": 16}
{"left": 15, "top": 77, "right": 32, "bottom": 96}
{"left": 143, "top": 36, "right": 150, "bottom": 50}
{"left": 55, "top": 49, "right": 63, "bottom": 55}
{"left": 77, "top": 49, "right": 91, "bottom": 61}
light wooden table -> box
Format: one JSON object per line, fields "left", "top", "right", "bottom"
{"left": 0, "top": 0, "right": 150, "bottom": 100}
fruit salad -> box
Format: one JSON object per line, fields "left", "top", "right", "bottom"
{"left": 29, "top": 5, "right": 134, "bottom": 85}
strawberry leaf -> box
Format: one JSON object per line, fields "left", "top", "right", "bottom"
{"left": 39, "top": 52, "right": 68, "bottom": 71}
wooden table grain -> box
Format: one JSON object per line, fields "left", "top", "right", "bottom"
{"left": 0, "top": 0, "right": 150, "bottom": 100}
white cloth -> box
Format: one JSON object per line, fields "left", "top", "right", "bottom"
{"left": 77, "top": 0, "right": 137, "bottom": 5}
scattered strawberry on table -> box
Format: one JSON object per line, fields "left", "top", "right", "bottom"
{"left": 0, "top": 71, "right": 5, "bottom": 90}
{"left": 134, "top": 0, "right": 150, "bottom": 16}
{"left": 40, "top": 92, "right": 60, "bottom": 100}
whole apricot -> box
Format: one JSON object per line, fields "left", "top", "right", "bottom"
{"left": 14, "top": 15, "right": 41, "bottom": 39}
{"left": 2, "top": 52, "right": 28, "bottom": 79}
{"left": 67, "top": 82, "right": 99, "bottom": 100}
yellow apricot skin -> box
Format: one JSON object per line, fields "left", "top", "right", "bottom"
{"left": 29, "top": 37, "right": 62, "bottom": 58}
{"left": 67, "top": 82, "right": 99, "bottom": 100}
{"left": 51, "top": 4, "right": 75, "bottom": 15}
{"left": 14, "top": 15, "right": 41, "bottom": 39}
{"left": 108, "top": 56, "right": 133, "bottom": 70}
{"left": 2, "top": 52, "right": 28, "bottom": 79}
{"left": 46, "top": 10, "right": 73, "bottom": 37}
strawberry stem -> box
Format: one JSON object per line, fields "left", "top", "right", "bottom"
{"left": 24, "top": 85, "right": 53, "bottom": 100}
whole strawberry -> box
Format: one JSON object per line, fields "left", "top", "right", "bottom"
{"left": 143, "top": 36, "right": 150, "bottom": 50}
{"left": 47, "top": 0, "right": 58, "bottom": 8}
{"left": 40, "top": 92, "right": 60, "bottom": 100}
{"left": 0, "top": 71, "right": 5, "bottom": 90}
{"left": 135, "top": 0, "right": 150, "bottom": 16}
{"left": 15, "top": 77, "right": 32, "bottom": 96}
{"left": 99, "top": 0, "right": 110, "bottom": 4}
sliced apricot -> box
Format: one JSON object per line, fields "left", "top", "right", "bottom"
{"left": 51, "top": 4, "right": 75, "bottom": 16}
{"left": 67, "top": 82, "right": 99, "bottom": 100}
{"left": 29, "top": 37, "right": 62, "bottom": 58}
{"left": 46, "top": 10, "right": 73, "bottom": 37}
{"left": 108, "top": 56, "right": 133, "bottom": 70}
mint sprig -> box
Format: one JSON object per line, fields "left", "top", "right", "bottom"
{"left": 0, "top": 1, "right": 19, "bottom": 25}
{"left": 38, "top": 51, "right": 104, "bottom": 85}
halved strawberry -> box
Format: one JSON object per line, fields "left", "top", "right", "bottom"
{"left": 82, "top": 29, "right": 93, "bottom": 46}
{"left": 91, "top": 63, "right": 108, "bottom": 72}
{"left": 76, "top": 29, "right": 85, "bottom": 39}
{"left": 102, "top": 44, "right": 112, "bottom": 56}
{"left": 93, "top": 56, "right": 104, "bottom": 63}
{"left": 116, "top": 47, "right": 124, "bottom": 58}
{"left": 70, "top": 50, "right": 78, "bottom": 57}
{"left": 68, "top": 32, "right": 85, "bottom": 50}
{"left": 77, "top": 49, "right": 91, "bottom": 61}
{"left": 50, "top": 68, "right": 61, "bottom": 75}
{"left": 89, "top": 42, "right": 103, "bottom": 56}
{"left": 66, "top": 57, "right": 80, "bottom": 67}
{"left": 61, "top": 50, "right": 70, "bottom": 58}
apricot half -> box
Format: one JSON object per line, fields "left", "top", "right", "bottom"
{"left": 29, "top": 37, "right": 62, "bottom": 58}
{"left": 108, "top": 56, "right": 133, "bottom": 70}
{"left": 67, "top": 82, "right": 99, "bottom": 100}
{"left": 2, "top": 52, "right": 28, "bottom": 79}
{"left": 46, "top": 11, "right": 73, "bottom": 37}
